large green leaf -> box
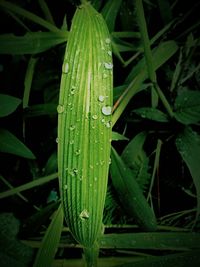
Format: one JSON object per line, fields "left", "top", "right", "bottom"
{"left": 0, "top": 128, "right": 35, "bottom": 159}
{"left": 174, "top": 90, "right": 200, "bottom": 125}
{"left": 33, "top": 204, "right": 63, "bottom": 267}
{"left": 0, "top": 94, "right": 21, "bottom": 117}
{"left": 0, "top": 32, "right": 68, "bottom": 55}
{"left": 175, "top": 127, "right": 200, "bottom": 227}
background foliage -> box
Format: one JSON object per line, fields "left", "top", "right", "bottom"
{"left": 0, "top": 0, "right": 200, "bottom": 266}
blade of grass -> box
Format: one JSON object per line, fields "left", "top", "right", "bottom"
{"left": 147, "top": 139, "right": 162, "bottom": 208}
{"left": 101, "top": 0, "right": 122, "bottom": 32}
{"left": 0, "top": 0, "right": 64, "bottom": 34}
{"left": 0, "top": 172, "right": 58, "bottom": 199}
{"left": 23, "top": 57, "right": 38, "bottom": 109}
{"left": 37, "top": 0, "right": 56, "bottom": 25}
{"left": 100, "top": 232, "right": 200, "bottom": 250}
{"left": 0, "top": 32, "right": 68, "bottom": 55}
{"left": 114, "top": 250, "right": 200, "bottom": 267}
{"left": 135, "top": 0, "right": 158, "bottom": 107}
{"left": 112, "top": 40, "right": 178, "bottom": 126}
{"left": 33, "top": 203, "right": 63, "bottom": 267}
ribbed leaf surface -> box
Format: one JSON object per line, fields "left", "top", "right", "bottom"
{"left": 58, "top": 2, "right": 112, "bottom": 248}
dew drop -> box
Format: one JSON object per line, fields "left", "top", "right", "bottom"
{"left": 92, "top": 114, "right": 98, "bottom": 120}
{"left": 106, "top": 121, "right": 112, "bottom": 128}
{"left": 103, "top": 73, "right": 108, "bottom": 79}
{"left": 75, "top": 149, "right": 81, "bottom": 155}
{"left": 57, "top": 104, "right": 65, "bottom": 114}
{"left": 62, "top": 62, "right": 69, "bottom": 73}
{"left": 73, "top": 168, "right": 78, "bottom": 175}
{"left": 79, "top": 209, "right": 89, "bottom": 221}
{"left": 64, "top": 184, "right": 68, "bottom": 190}
{"left": 94, "top": 177, "right": 98, "bottom": 182}
{"left": 107, "top": 50, "right": 112, "bottom": 56}
{"left": 105, "top": 38, "right": 111, "bottom": 44}
{"left": 102, "top": 106, "right": 112, "bottom": 116}
{"left": 56, "top": 137, "right": 59, "bottom": 143}
{"left": 98, "top": 95, "right": 105, "bottom": 102}
{"left": 70, "top": 125, "right": 75, "bottom": 131}
{"left": 69, "top": 140, "right": 74, "bottom": 145}
{"left": 104, "top": 62, "right": 113, "bottom": 70}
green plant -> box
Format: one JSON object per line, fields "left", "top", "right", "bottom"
{"left": 0, "top": 0, "right": 200, "bottom": 266}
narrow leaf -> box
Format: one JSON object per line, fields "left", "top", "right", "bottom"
{"left": 0, "top": 128, "right": 35, "bottom": 159}
{"left": 112, "top": 131, "right": 129, "bottom": 141}
{"left": 100, "top": 232, "right": 200, "bottom": 249}
{"left": 121, "top": 132, "right": 151, "bottom": 193}
{"left": 110, "top": 147, "right": 157, "bottom": 231}
{"left": 175, "top": 127, "right": 200, "bottom": 227}
{"left": 174, "top": 90, "right": 200, "bottom": 125}
{"left": 101, "top": 0, "right": 122, "bottom": 32}
{"left": 0, "top": 94, "right": 21, "bottom": 117}
{"left": 112, "top": 41, "right": 178, "bottom": 126}
{"left": 0, "top": 173, "right": 58, "bottom": 199}
{"left": 113, "top": 250, "right": 200, "bottom": 267}
{"left": 0, "top": 0, "right": 63, "bottom": 33}
{"left": 33, "top": 204, "right": 63, "bottom": 267}
{"left": 0, "top": 32, "right": 68, "bottom": 55}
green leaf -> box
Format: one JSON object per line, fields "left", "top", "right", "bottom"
{"left": 0, "top": 94, "right": 21, "bottom": 117}
{"left": 33, "top": 204, "right": 63, "bottom": 267}
{"left": 112, "top": 41, "right": 178, "bottom": 126}
{"left": 121, "top": 132, "right": 151, "bottom": 193}
{"left": 175, "top": 127, "right": 200, "bottom": 227}
{"left": 109, "top": 250, "right": 200, "bottom": 267}
{"left": 0, "top": 32, "right": 68, "bottom": 55}
{"left": 110, "top": 147, "right": 157, "bottom": 231}
{"left": 133, "top": 107, "right": 169, "bottom": 122}
{"left": 0, "top": 173, "right": 58, "bottom": 200}
{"left": 0, "top": 128, "right": 35, "bottom": 159}
{"left": 112, "top": 131, "right": 129, "bottom": 141}
{"left": 126, "top": 40, "right": 178, "bottom": 83}
{"left": 100, "top": 232, "right": 200, "bottom": 250}
{"left": 174, "top": 90, "right": 200, "bottom": 125}
{"left": 101, "top": 0, "right": 123, "bottom": 32}
{"left": 0, "top": 0, "right": 64, "bottom": 33}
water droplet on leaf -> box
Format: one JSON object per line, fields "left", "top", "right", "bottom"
{"left": 102, "top": 106, "right": 112, "bottom": 116}
{"left": 104, "top": 62, "right": 113, "bottom": 70}
{"left": 62, "top": 62, "right": 69, "bottom": 73}
{"left": 57, "top": 104, "right": 65, "bottom": 114}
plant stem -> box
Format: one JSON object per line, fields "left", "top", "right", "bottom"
{"left": 83, "top": 243, "right": 99, "bottom": 267}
